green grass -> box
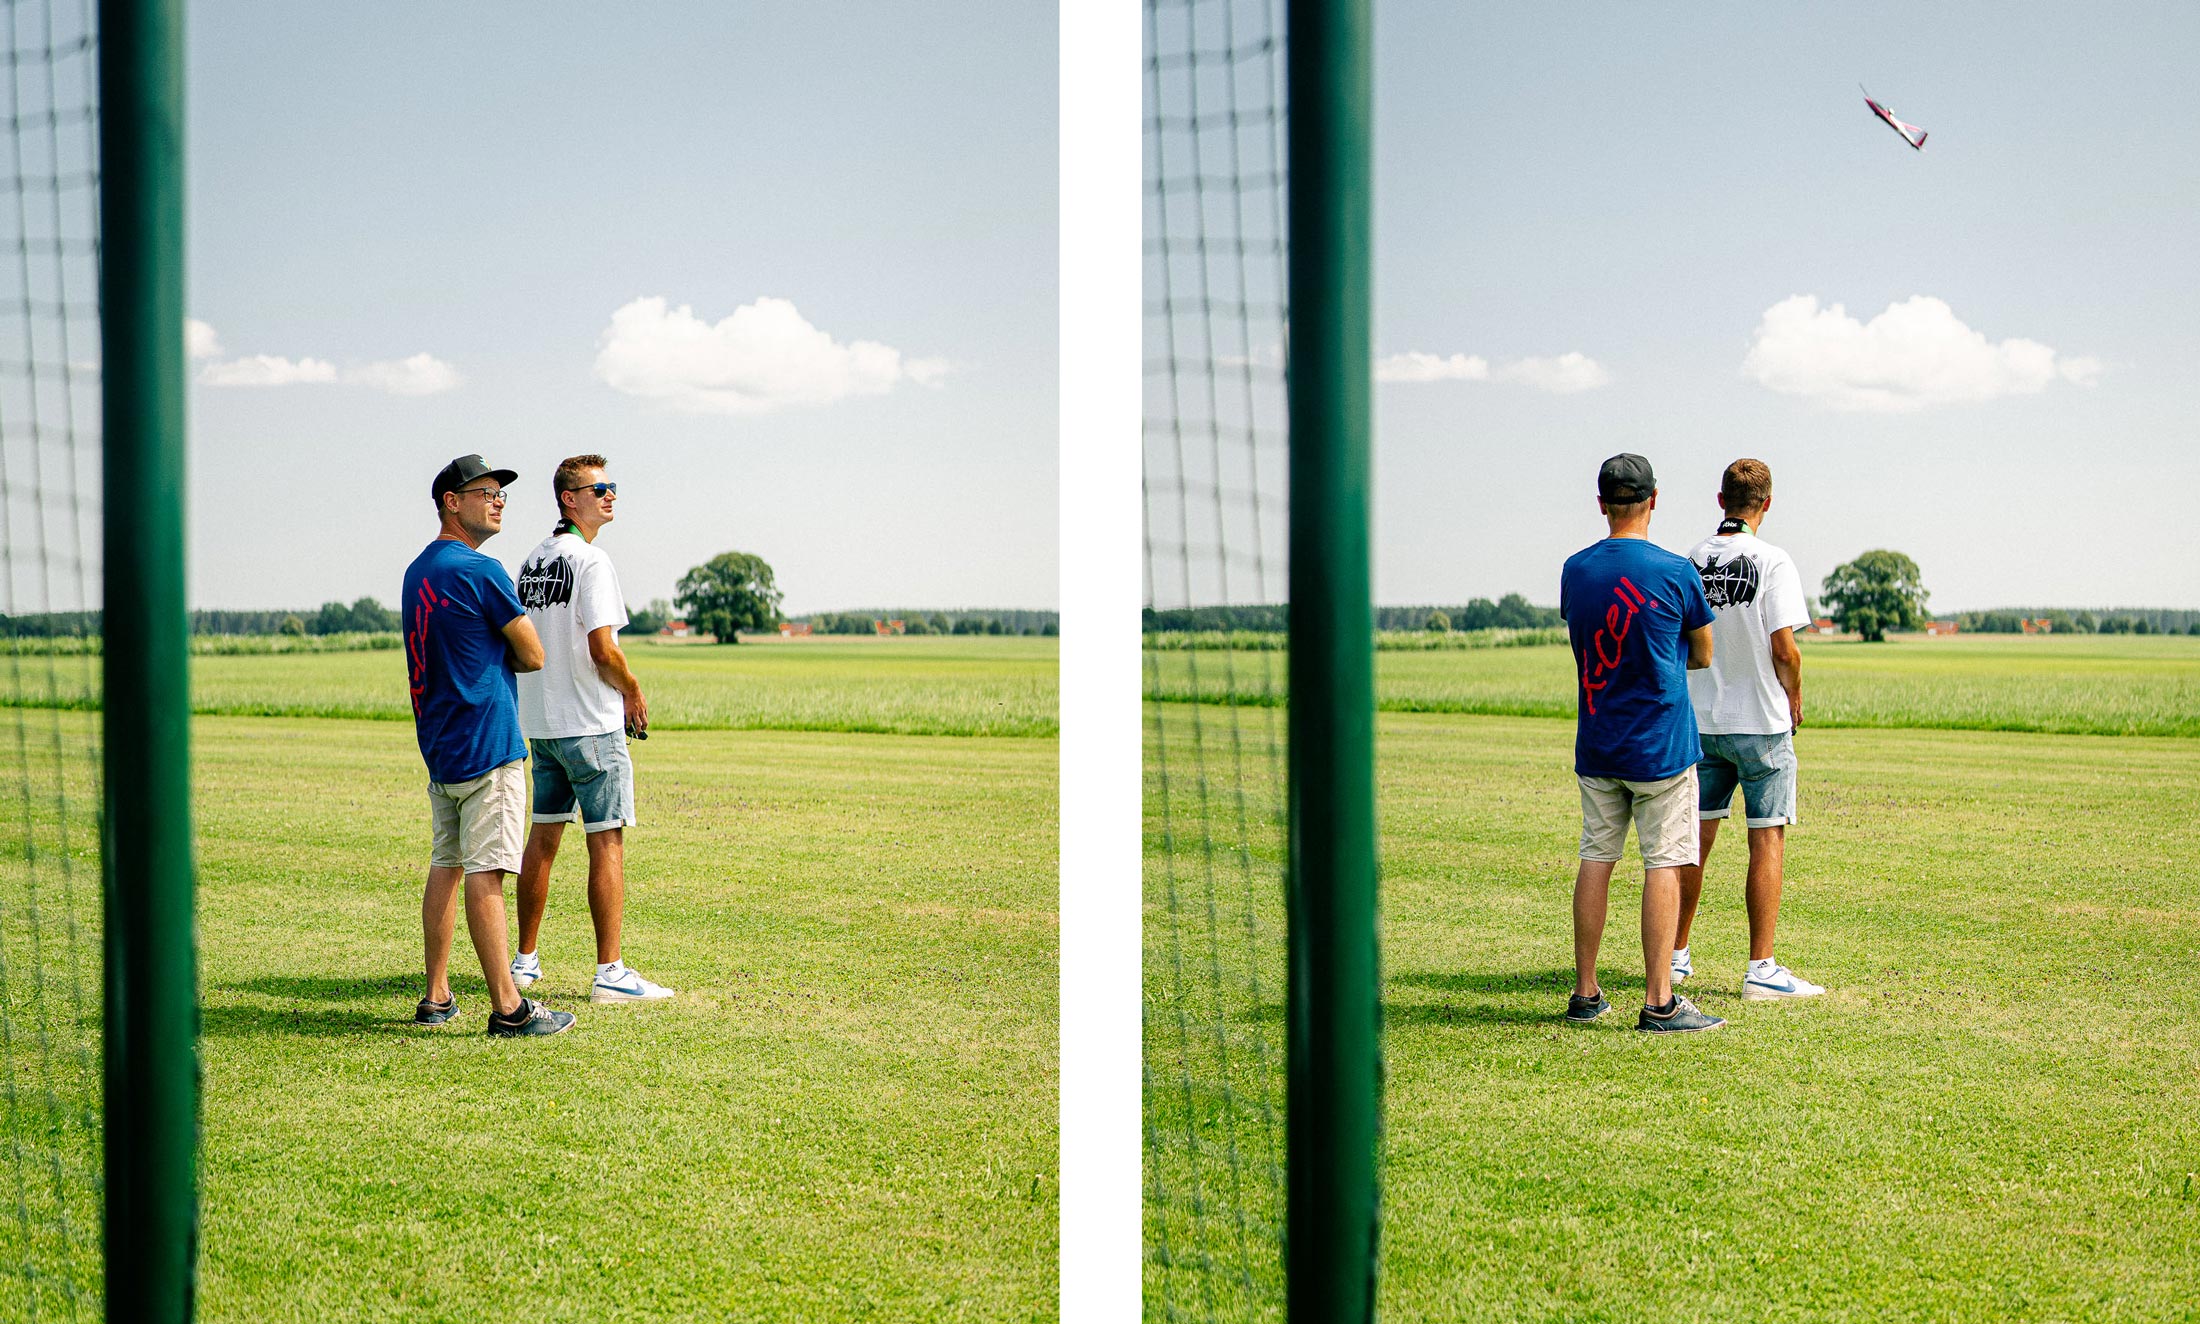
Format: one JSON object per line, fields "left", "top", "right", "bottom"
{"left": 1376, "top": 713, "right": 2200, "bottom": 1322}
{"left": 182, "top": 714, "right": 1056, "bottom": 1322}
{"left": 0, "top": 636, "right": 1058, "bottom": 738}
{"left": 223, "top": 635, "right": 1055, "bottom": 736}
{"left": 1146, "top": 633, "right": 2200, "bottom": 737}
{"left": 1145, "top": 708, "right": 2200, "bottom": 1320}
{"left": 0, "top": 703, "right": 103, "bottom": 1319}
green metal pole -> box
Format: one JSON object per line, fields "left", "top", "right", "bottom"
{"left": 1285, "top": 0, "right": 1378, "bottom": 1320}
{"left": 100, "top": 0, "right": 198, "bottom": 1319}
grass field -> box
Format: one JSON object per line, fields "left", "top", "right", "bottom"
{"left": 0, "top": 636, "right": 1058, "bottom": 737}
{"left": 190, "top": 714, "right": 1057, "bottom": 1322}
{"left": 0, "top": 630, "right": 1059, "bottom": 1320}
{"left": 1375, "top": 714, "right": 2200, "bottom": 1322}
{"left": 1146, "top": 633, "right": 2200, "bottom": 738}
{"left": 1146, "top": 689, "right": 2200, "bottom": 1319}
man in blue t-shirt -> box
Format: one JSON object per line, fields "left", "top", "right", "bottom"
{"left": 402, "top": 454, "right": 572, "bottom": 1038}
{"left": 1557, "top": 453, "right": 1723, "bottom": 1033}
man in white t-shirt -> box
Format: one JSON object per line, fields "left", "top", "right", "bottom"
{"left": 509, "top": 454, "right": 674, "bottom": 1004}
{"left": 1673, "top": 458, "right": 1825, "bottom": 1001}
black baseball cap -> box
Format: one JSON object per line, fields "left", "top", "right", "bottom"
{"left": 431, "top": 454, "right": 519, "bottom": 504}
{"left": 1597, "top": 453, "right": 1656, "bottom": 504}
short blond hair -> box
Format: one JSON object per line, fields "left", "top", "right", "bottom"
{"left": 553, "top": 453, "right": 609, "bottom": 530}
{"left": 1720, "top": 458, "right": 1772, "bottom": 513}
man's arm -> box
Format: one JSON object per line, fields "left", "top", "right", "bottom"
{"left": 500, "top": 615, "right": 544, "bottom": 673}
{"left": 588, "top": 625, "right": 647, "bottom": 730}
{"left": 1769, "top": 625, "right": 1803, "bottom": 727}
{"left": 1685, "top": 623, "right": 1713, "bottom": 670}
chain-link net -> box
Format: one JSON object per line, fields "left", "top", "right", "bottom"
{"left": 1142, "top": 0, "right": 1290, "bottom": 1317}
{"left": 0, "top": 0, "right": 103, "bottom": 1316}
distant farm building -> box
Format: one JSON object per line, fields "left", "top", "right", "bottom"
{"left": 661, "top": 619, "right": 692, "bottom": 638}
{"left": 873, "top": 619, "right": 906, "bottom": 636}
{"left": 1805, "top": 618, "right": 1837, "bottom": 635}
{"left": 778, "top": 621, "right": 813, "bottom": 638}
{"left": 2020, "top": 617, "right": 2053, "bottom": 635}
{"left": 1925, "top": 620, "right": 1961, "bottom": 637}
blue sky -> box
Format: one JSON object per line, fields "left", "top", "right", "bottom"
{"left": 1370, "top": 2, "right": 2200, "bottom": 611}
{"left": 187, "top": 4, "right": 1054, "bottom": 615}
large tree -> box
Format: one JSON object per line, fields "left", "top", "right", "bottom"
{"left": 1821, "top": 549, "right": 1929, "bottom": 642}
{"left": 676, "top": 551, "right": 783, "bottom": 644}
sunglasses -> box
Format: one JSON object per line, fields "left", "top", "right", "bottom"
{"left": 561, "top": 482, "right": 617, "bottom": 497}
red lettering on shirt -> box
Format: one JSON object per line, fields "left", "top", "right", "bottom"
{"left": 407, "top": 579, "right": 444, "bottom": 717}
{"left": 1578, "top": 581, "right": 1642, "bottom": 716}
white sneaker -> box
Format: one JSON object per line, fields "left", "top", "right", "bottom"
{"left": 1742, "top": 963, "right": 1825, "bottom": 1000}
{"left": 591, "top": 962, "right": 675, "bottom": 1004}
{"left": 510, "top": 951, "right": 542, "bottom": 989}
{"left": 1670, "top": 947, "right": 1693, "bottom": 984}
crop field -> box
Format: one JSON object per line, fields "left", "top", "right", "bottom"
{"left": 1144, "top": 707, "right": 2200, "bottom": 1321}
{"left": 0, "top": 636, "right": 1059, "bottom": 738}
{"left": 2, "top": 633, "right": 1059, "bottom": 1322}
{"left": 1146, "top": 633, "right": 2200, "bottom": 738}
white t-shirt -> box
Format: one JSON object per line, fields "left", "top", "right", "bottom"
{"left": 1685, "top": 529, "right": 1811, "bottom": 735}
{"left": 514, "top": 530, "right": 630, "bottom": 739}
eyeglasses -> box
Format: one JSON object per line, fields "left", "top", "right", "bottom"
{"left": 561, "top": 481, "right": 617, "bottom": 498}
{"left": 458, "top": 486, "right": 508, "bottom": 504}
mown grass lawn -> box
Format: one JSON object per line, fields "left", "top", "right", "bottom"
{"left": 1146, "top": 709, "right": 2200, "bottom": 1321}
{"left": 195, "top": 715, "right": 1056, "bottom": 1323}
{"left": 1146, "top": 633, "right": 2200, "bottom": 738}
{"left": 5, "top": 636, "right": 1059, "bottom": 738}
{"left": 1384, "top": 714, "right": 2200, "bottom": 1322}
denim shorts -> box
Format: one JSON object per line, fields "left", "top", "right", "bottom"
{"left": 529, "top": 731, "right": 636, "bottom": 833}
{"left": 1697, "top": 730, "right": 1797, "bottom": 828}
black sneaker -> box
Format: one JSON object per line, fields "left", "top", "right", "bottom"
{"left": 1565, "top": 991, "right": 1610, "bottom": 1022}
{"left": 1637, "top": 994, "right": 1726, "bottom": 1034}
{"left": 486, "top": 997, "right": 576, "bottom": 1038}
{"left": 413, "top": 995, "right": 459, "bottom": 1026}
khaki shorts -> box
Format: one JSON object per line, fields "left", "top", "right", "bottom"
{"left": 427, "top": 759, "right": 526, "bottom": 874}
{"left": 1578, "top": 766, "right": 1700, "bottom": 870}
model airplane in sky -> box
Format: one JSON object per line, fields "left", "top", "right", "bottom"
{"left": 1862, "top": 86, "right": 1928, "bottom": 150}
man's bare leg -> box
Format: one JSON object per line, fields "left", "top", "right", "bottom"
{"left": 515, "top": 820, "right": 567, "bottom": 955}
{"left": 462, "top": 869, "right": 525, "bottom": 1016}
{"left": 586, "top": 826, "right": 625, "bottom": 965}
{"left": 422, "top": 865, "right": 463, "bottom": 1002}
{"left": 1572, "top": 858, "right": 1615, "bottom": 997}
{"left": 1674, "top": 816, "right": 1723, "bottom": 951}
{"left": 1642, "top": 865, "right": 1682, "bottom": 1007}
{"left": 1744, "top": 824, "right": 1786, "bottom": 961}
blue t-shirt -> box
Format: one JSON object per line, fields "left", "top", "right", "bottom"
{"left": 1559, "top": 537, "right": 1715, "bottom": 781}
{"left": 402, "top": 538, "right": 527, "bottom": 784}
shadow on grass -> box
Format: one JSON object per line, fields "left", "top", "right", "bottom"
{"left": 226, "top": 973, "right": 422, "bottom": 1002}
{"left": 1385, "top": 967, "right": 1670, "bottom": 1028}
{"left": 201, "top": 971, "right": 444, "bottom": 1038}
{"left": 1198, "top": 969, "right": 1715, "bottom": 1031}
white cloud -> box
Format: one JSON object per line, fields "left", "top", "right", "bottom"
{"left": 1741, "top": 294, "right": 2101, "bottom": 413}
{"left": 1376, "top": 351, "right": 1488, "bottom": 383}
{"left": 344, "top": 353, "right": 460, "bottom": 395}
{"left": 198, "top": 354, "right": 338, "bottom": 387}
{"left": 1376, "top": 348, "right": 1608, "bottom": 392}
{"left": 185, "top": 319, "right": 222, "bottom": 360}
{"left": 187, "top": 320, "right": 458, "bottom": 394}
{"left": 1493, "top": 352, "right": 1610, "bottom": 393}
{"left": 592, "top": 295, "right": 946, "bottom": 414}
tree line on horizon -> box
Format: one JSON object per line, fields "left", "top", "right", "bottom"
{"left": 1145, "top": 594, "right": 1561, "bottom": 634}
{"left": 1951, "top": 608, "right": 2200, "bottom": 635}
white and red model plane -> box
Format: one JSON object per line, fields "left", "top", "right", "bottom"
{"left": 1861, "top": 86, "right": 1928, "bottom": 151}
